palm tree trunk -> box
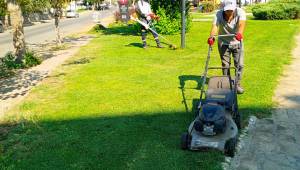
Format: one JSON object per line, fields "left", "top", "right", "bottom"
{"left": 4, "top": 14, "right": 11, "bottom": 28}
{"left": 54, "top": 8, "right": 62, "bottom": 45}
{"left": 7, "top": 0, "right": 26, "bottom": 63}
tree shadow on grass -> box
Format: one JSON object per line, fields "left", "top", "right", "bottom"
{"left": 98, "top": 24, "right": 139, "bottom": 36}
{"left": 94, "top": 24, "right": 177, "bottom": 49}
{"left": 0, "top": 103, "right": 274, "bottom": 169}
{"left": 125, "top": 43, "right": 144, "bottom": 48}
{"left": 27, "top": 35, "right": 94, "bottom": 61}
{"left": 0, "top": 70, "right": 48, "bottom": 100}
{"left": 0, "top": 111, "right": 224, "bottom": 170}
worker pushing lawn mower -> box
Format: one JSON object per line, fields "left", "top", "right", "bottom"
{"left": 208, "top": 0, "right": 246, "bottom": 94}
{"left": 181, "top": 0, "right": 246, "bottom": 157}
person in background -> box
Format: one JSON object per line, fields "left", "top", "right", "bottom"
{"left": 135, "top": 0, "right": 162, "bottom": 49}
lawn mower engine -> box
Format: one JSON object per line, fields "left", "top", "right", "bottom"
{"left": 194, "top": 103, "right": 226, "bottom": 136}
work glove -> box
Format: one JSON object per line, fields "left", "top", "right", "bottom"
{"left": 149, "top": 13, "right": 159, "bottom": 21}
{"left": 146, "top": 15, "right": 151, "bottom": 21}
{"left": 149, "top": 13, "right": 155, "bottom": 19}
{"left": 207, "top": 37, "right": 215, "bottom": 46}
{"left": 235, "top": 33, "right": 243, "bottom": 41}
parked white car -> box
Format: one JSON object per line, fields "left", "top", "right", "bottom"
{"left": 66, "top": 10, "right": 79, "bottom": 18}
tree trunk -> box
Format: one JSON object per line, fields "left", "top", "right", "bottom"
{"left": 7, "top": 0, "right": 26, "bottom": 63}
{"left": 4, "top": 14, "right": 11, "bottom": 28}
{"left": 54, "top": 8, "right": 62, "bottom": 45}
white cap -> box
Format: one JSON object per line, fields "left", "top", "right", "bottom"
{"left": 222, "top": 0, "right": 237, "bottom": 11}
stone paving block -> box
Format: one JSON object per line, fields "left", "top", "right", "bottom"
{"left": 262, "top": 160, "right": 294, "bottom": 170}
{"left": 277, "top": 133, "right": 297, "bottom": 143}
{"left": 264, "top": 153, "right": 298, "bottom": 168}
{"left": 273, "top": 109, "right": 289, "bottom": 122}
{"left": 274, "top": 121, "right": 297, "bottom": 130}
{"left": 255, "top": 120, "right": 275, "bottom": 133}
{"left": 278, "top": 141, "right": 300, "bottom": 157}
{"left": 287, "top": 109, "right": 300, "bottom": 121}
{"left": 236, "top": 156, "right": 259, "bottom": 170}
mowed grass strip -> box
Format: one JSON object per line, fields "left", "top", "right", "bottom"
{"left": 0, "top": 19, "right": 299, "bottom": 169}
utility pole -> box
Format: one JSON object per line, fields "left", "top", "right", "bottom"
{"left": 181, "top": 0, "right": 186, "bottom": 48}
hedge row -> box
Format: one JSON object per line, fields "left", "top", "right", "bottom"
{"left": 252, "top": 0, "right": 300, "bottom": 20}
{"left": 151, "top": 0, "right": 191, "bottom": 34}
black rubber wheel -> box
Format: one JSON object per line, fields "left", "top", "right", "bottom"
{"left": 224, "top": 137, "right": 237, "bottom": 157}
{"left": 181, "top": 132, "right": 191, "bottom": 150}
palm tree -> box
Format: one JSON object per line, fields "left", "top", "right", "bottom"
{"left": 50, "top": 0, "right": 71, "bottom": 45}
{"left": 6, "top": 0, "right": 26, "bottom": 63}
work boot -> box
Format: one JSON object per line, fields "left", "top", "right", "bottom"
{"left": 143, "top": 43, "right": 147, "bottom": 49}
{"left": 237, "top": 84, "right": 244, "bottom": 94}
{"left": 157, "top": 44, "right": 164, "bottom": 48}
{"left": 155, "top": 38, "right": 163, "bottom": 48}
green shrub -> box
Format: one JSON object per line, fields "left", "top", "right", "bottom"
{"left": 0, "top": 50, "right": 41, "bottom": 78}
{"left": 1, "top": 52, "right": 23, "bottom": 69}
{"left": 0, "top": 65, "right": 14, "bottom": 78}
{"left": 151, "top": 0, "right": 190, "bottom": 19}
{"left": 154, "top": 8, "right": 181, "bottom": 35}
{"left": 1, "top": 50, "right": 41, "bottom": 70}
{"left": 153, "top": 7, "right": 191, "bottom": 35}
{"left": 23, "top": 50, "right": 41, "bottom": 68}
{"left": 0, "top": 52, "right": 18, "bottom": 78}
{"left": 0, "top": 60, "right": 13, "bottom": 79}
{"left": 201, "top": 1, "right": 216, "bottom": 13}
{"left": 252, "top": 1, "right": 300, "bottom": 20}
{"left": 269, "top": 0, "right": 300, "bottom": 3}
{"left": 0, "top": 0, "right": 6, "bottom": 17}
{"left": 151, "top": 0, "right": 191, "bottom": 34}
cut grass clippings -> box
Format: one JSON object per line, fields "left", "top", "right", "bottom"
{"left": 0, "top": 18, "right": 299, "bottom": 169}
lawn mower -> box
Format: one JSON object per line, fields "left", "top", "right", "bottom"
{"left": 181, "top": 35, "right": 243, "bottom": 157}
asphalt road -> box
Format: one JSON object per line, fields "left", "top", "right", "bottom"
{"left": 0, "top": 9, "right": 114, "bottom": 57}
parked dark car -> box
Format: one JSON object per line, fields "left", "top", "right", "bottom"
{"left": 0, "top": 20, "right": 4, "bottom": 33}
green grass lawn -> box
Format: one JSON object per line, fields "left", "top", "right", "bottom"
{"left": 191, "top": 12, "right": 215, "bottom": 19}
{"left": 0, "top": 19, "right": 299, "bottom": 169}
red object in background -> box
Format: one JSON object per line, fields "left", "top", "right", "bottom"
{"left": 119, "top": 0, "right": 128, "bottom": 5}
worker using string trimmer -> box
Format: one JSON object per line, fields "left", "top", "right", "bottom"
{"left": 134, "top": 0, "right": 163, "bottom": 49}
{"left": 207, "top": 0, "right": 246, "bottom": 94}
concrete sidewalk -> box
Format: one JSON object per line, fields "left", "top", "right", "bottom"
{"left": 228, "top": 34, "right": 300, "bottom": 170}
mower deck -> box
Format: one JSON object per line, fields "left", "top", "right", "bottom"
{"left": 188, "top": 112, "right": 238, "bottom": 151}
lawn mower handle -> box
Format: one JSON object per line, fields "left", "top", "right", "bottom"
{"left": 197, "top": 45, "right": 213, "bottom": 109}
{"left": 215, "top": 34, "right": 236, "bottom": 38}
